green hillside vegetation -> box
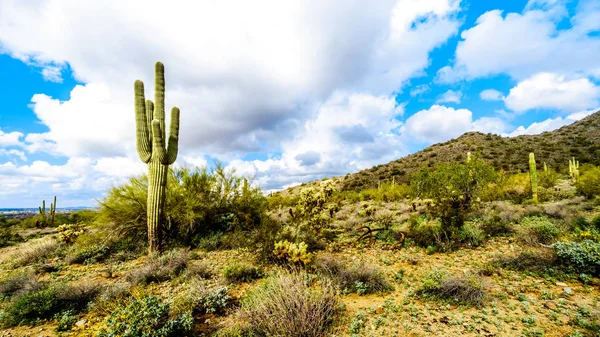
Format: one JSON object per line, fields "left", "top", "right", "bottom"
{"left": 1, "top": 68, "right": 600, "bottom": 336}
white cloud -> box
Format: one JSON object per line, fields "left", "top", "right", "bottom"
{"left": 402, "top": 105, "right": 509, "bottom": 143}
{"left": 40, "top": 66, "right": 63, "bottom": 83}
{"left": 437, "top": 0, "right": 600, "bottom": 82}
{"left": 410, "top": 84, "right": 430, "bottom": 97}
{"left": 507, "top": 108, "right": 596, "bottom": 136}
{"left": 0, "top": 149, "right": 26, "bottom": 161}
{"left": 227, "top": 92, "right": 405, "bottom": 192}
{"left": 0, "top": 0, "right": 465, "bottom": 204}
{"left": 504, "top": 73, "right": 600, "bottom": 112}
{"left": 0, "top": 128, "right": 23, "bottom": 147}
{"left": 479, "top": 89, "right": 504, "bottom": 101}
{"left": 436, "top": 89, "right": 462, "bottom": 103}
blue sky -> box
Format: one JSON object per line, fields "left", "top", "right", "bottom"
{"left": 0, "top": 0, "right": 599, "bottom": 207}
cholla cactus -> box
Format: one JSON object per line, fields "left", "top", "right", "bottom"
{"left": 529, "top": 153, "right": 538, "bottom": 202}
{"left": 273, "top": 240, "right": 312, "bottom": 265}
{"left": 134, "top": 62, "right": 180, "bottom": 254}
{"left": 569, "top": 157, "right": 580, "bottom": 182}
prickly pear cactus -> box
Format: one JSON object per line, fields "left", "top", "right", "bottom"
{"left": 134, "top": 62, "right": 180, "bottom": 254}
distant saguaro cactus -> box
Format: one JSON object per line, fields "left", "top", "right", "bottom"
{"left": 37, "top": 196, "right": 57, "bottom": 227}
{"left": 134, "top": 62, "right": 180, "bottom": 254}
{"left": 529, "top": 153, "right": 538, "bottom": 202}
{"left": 569, "top": 157, "right": 580, "bottom": 182}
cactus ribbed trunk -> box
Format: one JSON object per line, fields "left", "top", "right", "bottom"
{"left": 134, "top": 62, "right": 180, "bottom": 254}
{"left": 529, "top": 153, "right": 538, "bottom": 202}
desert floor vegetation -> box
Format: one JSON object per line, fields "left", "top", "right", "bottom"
{"left": 1, "top": 154, "right": 600, "bottom": 337}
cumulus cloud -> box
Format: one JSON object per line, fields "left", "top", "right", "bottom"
{"left": 0, "top": 128, "right": 23, "bottom": 147}
{"left": 0, "top": 149, "right": 26, "bottom": 161}
{"left": 479, "top": 89, "right": 504, "bottom": 101}
{"left": 507, "top": 108, "right": 596, "bottom": 136}
{"left": 0, "top": 0, "right": 466, "bottom": 204}
{"left": 437, "top": 0, "right": 600, "bottom": 82}
{"left": 402, "top": 104, "right": 507, "bottom": 143}
{"left": 504, "top": 73, "right": 600, "bottom": 113}
{"left": 410, "top": 84, "right": 430, "bottom": 97}
{"left": 436, "top": 89, "right": 462, "bottom": 103}
{"left": 227, "top": 92, "right": 405, "bottom": 192}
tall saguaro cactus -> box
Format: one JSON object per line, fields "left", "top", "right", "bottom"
{"left": 134, "top": 62, "right": 180, "bottom": 254}
{"left": 529, "top": 153, "right": 538, "bottom": 202}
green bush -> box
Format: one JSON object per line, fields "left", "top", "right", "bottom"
{"left": 0, "top": 282, "right": 99, "bottom": 327}
{"left": 99, "top": 164, "right": 267, "bottom": 247}
{"left": 553, "top": 240, "right": 600, "bottom": 275}
{"left": 222, "top": 263, "right": 261, "bottom": 283}
{"left": 518, "top": 216, "right": 561, "bottom": 245}
{"left": 458, "top": 223, "right": 485, "bottom": 247}
{"left": 410, "top": 158, "right": 497, "bottom": 239}
{"left": 98, "top": 296, "right": 193, "bottom": 337}
{"left": 0, "top": 228, "right": 23, "bottom": 248}
{"left": 576, "top": 166, "right": 600, "bottom": 199}
{"left": 407, "top": 215, "right": 444, "bottom": 247}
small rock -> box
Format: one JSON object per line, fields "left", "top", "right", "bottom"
{"left": 75, "top": 319, "right": 87, "bottom": 327}
{"left": 560, "top": 287, "right": 573, "bottom": 298}
{"left": 544, "top": 300, "right": 558, "bottom": 310}
{"left": 375, "top": 306, "right": 383, "bottom": 314}
{"left": 556, "top": 282, "right": 568, "bottom": 287}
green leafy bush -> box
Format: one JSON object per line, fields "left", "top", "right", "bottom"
{"left": 553, "top": 240, "right": 600, "bottom": 275}
{"left": 98, "top": 296, "right": 193, "bottom": 337}
{"left": 410, "top": 158, "right": 497, "bottom": 239}
{"left": 0, "top": 228, "right": 23, "bottom": 248}
{"left": 99, "top": 164, "right": 267, "bottom": 247}
{"left": 518, "top": 216, "right": 561, "bottom": 245}
{"left": 222, "top": 263, "right": 261, "bottom": 283}
{"left": 576, "top": 166, "right": 600, "bottom": 199}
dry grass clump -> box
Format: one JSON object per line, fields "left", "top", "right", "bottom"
{"left": 315, "top": 254, "right": 392, "bottom": 295}
{"left": 238, "top": 271, "right": 339, "bottom": 337}
{"left": 417, "top": 270, "right": 487, "bottom": 307}
{"left": 0, "top": 272, "right": 41, "bottom": 299}
{"left": 183, "top": 260, "right": 213, "bottom": 279}
{"left": 126, "top": 248, "right": 189, "bottom": 284}
{"left": 222, "top": 262, "right": 261, "bottom": 283}
{"left": 10, "top": 237, "right": 62, "bottom": 267}
{"left": 495, "top": 248, "right": 558, "bottom": 272}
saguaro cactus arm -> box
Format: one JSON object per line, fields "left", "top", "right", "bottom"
{"left": 166, "top": 107, "right": 180, "bottom": 165}
{"left": 135, "top": 81, "right": 152, "bottom": 163}
{"left": 151, "top": 120, "right": 168, "bottom": 163}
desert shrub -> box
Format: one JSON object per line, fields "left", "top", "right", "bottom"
{"left": 501, "top": 173, "right": 531, "bottom": 204}
{"left": 10, "top": 238, "right": 63, "bottom": 267}
{"left": 97, "top": 296, "right": 193, "bottom": 337}
{"left": 126, "top": 248, "right": 188, "bottom": 284}
{"left": 479, "top": 211, "right": 515, "bottom": 237}
{"left": 410, "top": 158, "right": 497, "bottom": 239}
{"left": 577, "top": 166, "right": 600, "bottom": 199}
{"left": 407, "top": 215, "right": 444, "bottom": 247}
{"left": 538, "top": 168, "right": 560, "bottom": 188}
{"left": 0, "top": 282, "right": 100, "bottom": 327}
{"left": 458, "top": 223, "right": 485, "bottom": 247}
{"left": 0, "top": 273, "right": 40, "bottom": 300}
{"left": 315, "top": 255, "right": 392, "bottom": 295}
{"left": 495, "top": 249, "right": 558, "bottom": 273}
{"left": 172, "top": 279, "right": 230, "bottom": 316}
{"left": 99, "top": 164, "right": 267, "bottom": 247}
{"left": 416, "top": 270, "right": 486, "bottom": 307}
{"left": 222, "top": 262, "right": 261, "bottom": 283}
{"left": 67, "top": 243, "right": 110, "bottom": 264}
{"left": 239, "top": 271, "right": 339, "bottom": 337}
{"left": 55, "top": 310, "right": 77, "bottom": 332}
{"left": 518, "top": 216, "right": 562, "bottom": 245}
{"left": 553, "top": 240, "right": 600, "bottom": 276}
{"left": 183, "top": 261, "right": 213, "bottom": 279}
{"left": 0, "top": 228, "right": 23, "bottom": 248}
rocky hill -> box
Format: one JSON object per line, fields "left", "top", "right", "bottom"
{"left": 340, "top": 110, "right": 600, "bottom": 191}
